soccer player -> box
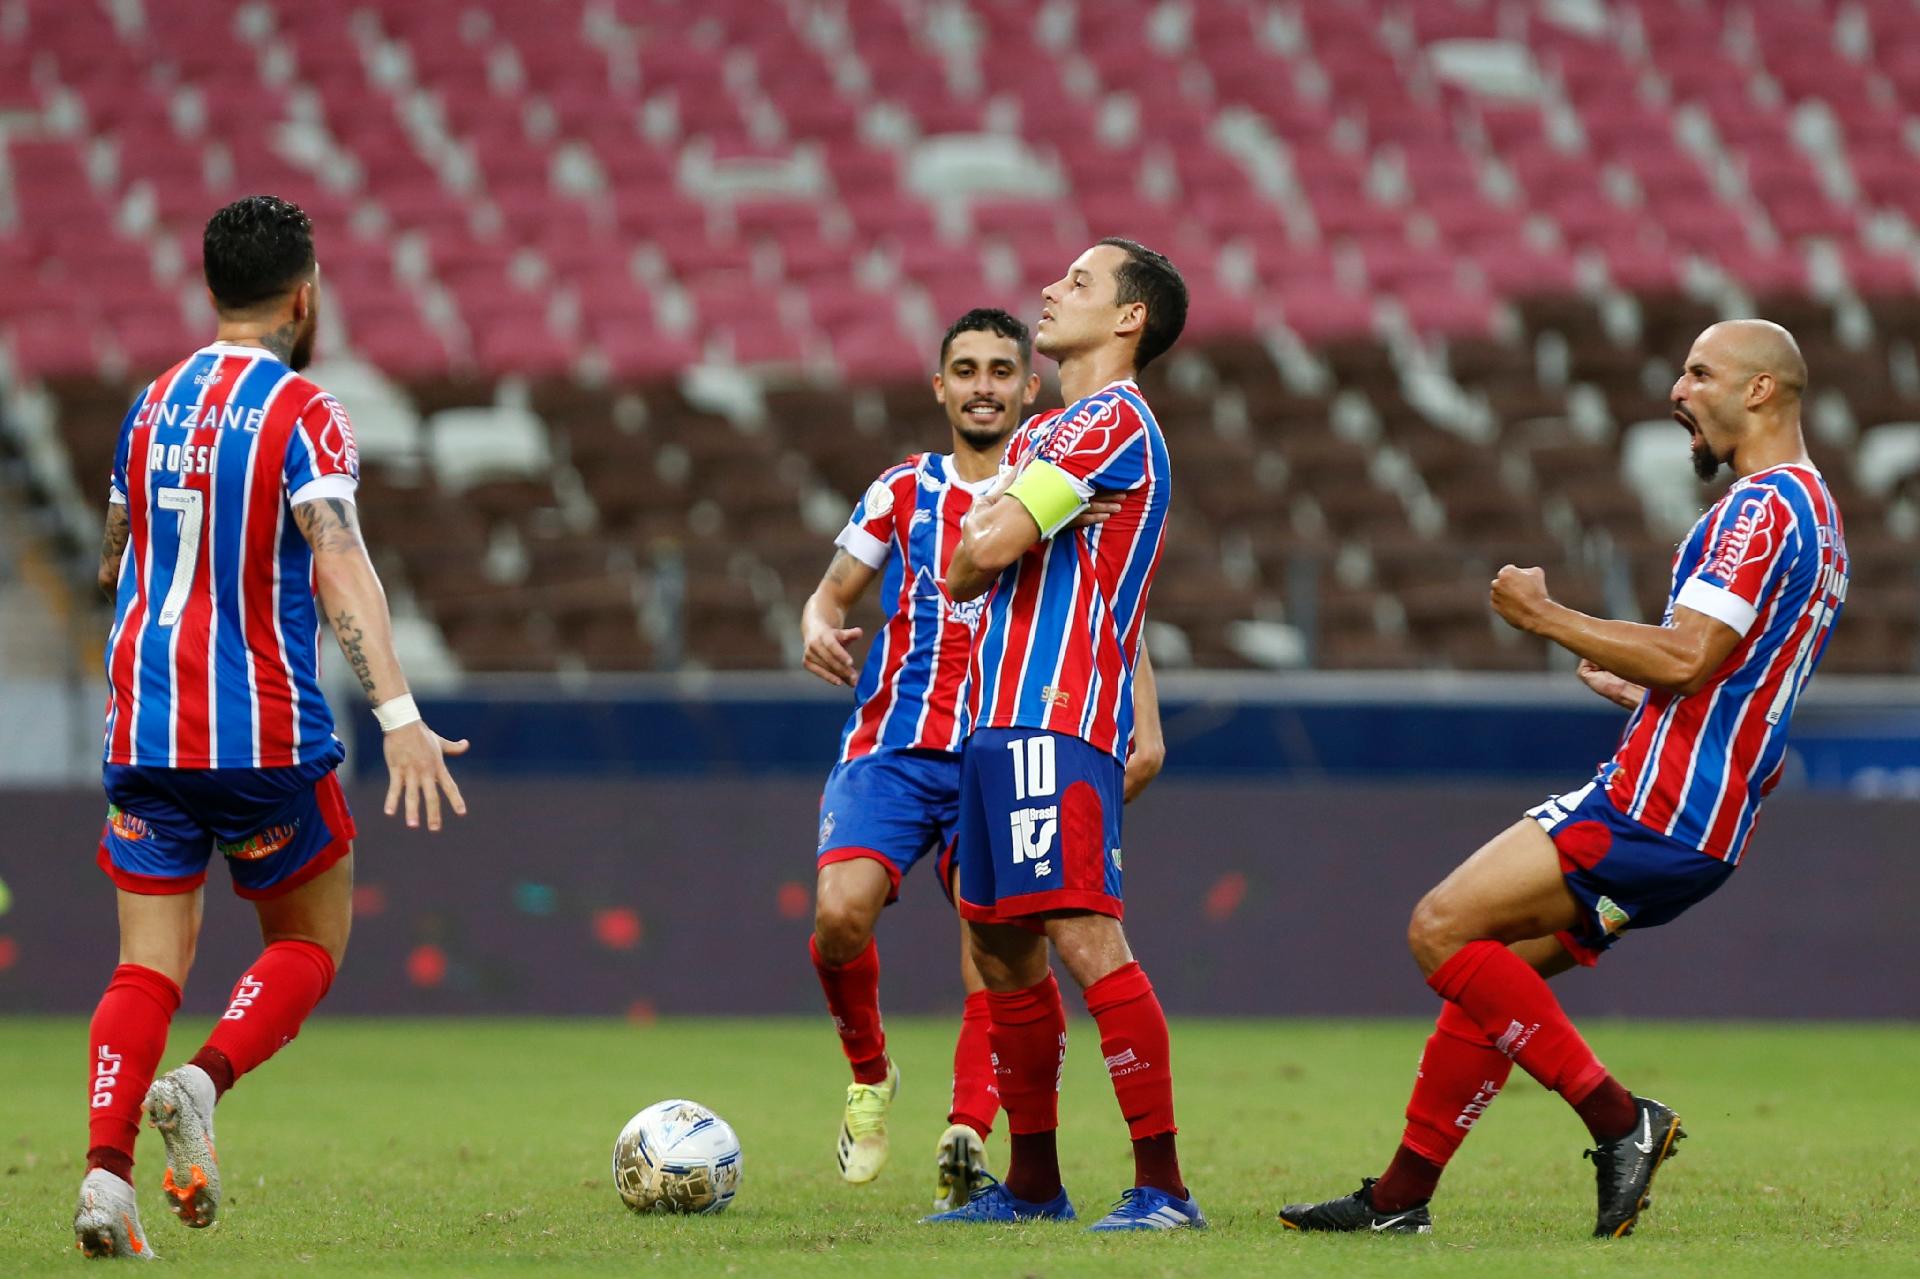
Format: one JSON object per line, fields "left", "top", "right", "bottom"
{"left": 803, "top": 307, "right": 1165, "bottom": 1209}
{"left": 73, "top": 196, "right": 469, "bottom": 1259}
{"left": 923, "top": 239, "right": 1199, "bottom": 1232}
{"left": 1278, "top": 320, "right": 1846, "bottom": 1238}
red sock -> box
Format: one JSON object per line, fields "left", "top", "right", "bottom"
{"left": 810, "top": 935, "right": 888, "bottom": 1085}
{"left": 1373, "top": 1000, "right": 1513, "bottom": 1211}
{"left": 1428, "top": 940, "right": 1611, "bottom": 1107}
{"left": 986, "top": 972, "right": 1066, "bottom": 1203}
{"left": 87, "top": 964, "right": 181, "bottom": 1181}
{"left": 1572, "top": 1075, "right": 1639, "bottom": 1143}
{"left": 191, "top": 941, "right": 334, "bottom": 1097}
{"left": 948, "top": 990, "right": 999, "bottom": 1138}
{"left": 1083, "top": 961, "right": 1183, "bottom": 1196}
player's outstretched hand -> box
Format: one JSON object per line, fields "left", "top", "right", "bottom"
{"left": 382, "top": 721, "right": 470, "bottom": 831}
{"left": 1069, "top": 490, "right": 1125, "bottom": 530}
{"left": 1577, "top": 658, "right": 1645, "bottom": 710}
{"left": 1490, "top": 564, "right": 1549, "bottom": 631}
{"left": 803, "top": 623, "right": 864, "bottom": 687}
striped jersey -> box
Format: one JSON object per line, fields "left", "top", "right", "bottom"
{"left": 966, "top": 380, "right": 1170, "bottom": 762}
{"left": 104, "top": 343, "right": 361, "bottom": 768}
{"left": 1603, "top": 463, "right": 1847, "bottom": 864}
{"left": 833, "top": 452, "right": 995, "bottom": 762}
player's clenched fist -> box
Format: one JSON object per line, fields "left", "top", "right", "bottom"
{"left": 1489, "top": 564, "right": 1549, "bottom": 631}
{"left": 803, "top": 622, "right": 864, "bottom": 687}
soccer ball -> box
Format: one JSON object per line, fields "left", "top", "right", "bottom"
{"left": 612, "top": 1099, "right": 742, "bottom": 1215}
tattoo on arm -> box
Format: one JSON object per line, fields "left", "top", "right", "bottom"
{"left": 293, "top": 497, "right": 365, "bottom": 555}
{"left": 824, "top": 549, "right": 859, "bottom": 587}
{"left": 98, "top": 503, "right": 131, "bottom": 598}
{"left": 331, "top": 608, "right": 379, "bottom": 701}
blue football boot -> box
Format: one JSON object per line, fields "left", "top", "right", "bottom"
{"left": 1086, "top": 1185, "right": 1208, "bottom": 1232}
{"left": 921, "top": 1173, "right": 1076, "bottom": 1224}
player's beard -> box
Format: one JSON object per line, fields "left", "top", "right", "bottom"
{"left": 1677, "top": 406, "right": 1725, "bottom": 481}
{"left": 953, "top": 400, "right": 1016, "bottom": 451}
{"left": 1690, "top": 435, "right": 1723, "bottom": 481}
{"left": 289, "top": 313, "right": 317, "bottom": 371}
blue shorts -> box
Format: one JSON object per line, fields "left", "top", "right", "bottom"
{"left": 98, "top": 748, "right": 356, "bottom": 900}
{"left": 955, "top": 728, "right": 1124, "bottom": 924}
{"left": 816, "top": 749, "right": 961, "bottom": 903}
{"left": 1527, "top": 778, "right": 1736, "bottom": 965}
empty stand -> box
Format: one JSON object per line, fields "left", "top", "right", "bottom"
{"left": 3, "top": 0, "right": 1917, "bottom": 674}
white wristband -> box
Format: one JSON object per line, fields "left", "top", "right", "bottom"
{"left": 373, "top": 694, "right": 422, "bottom": 733}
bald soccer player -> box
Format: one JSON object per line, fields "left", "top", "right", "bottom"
{"left": 1278, "top": 321, "right": 1848, "bottom": 1239}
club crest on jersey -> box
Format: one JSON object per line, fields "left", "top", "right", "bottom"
{"left": 106, "top": 804, "right": 150, "bottom": 842}
{"left": 863, "top": 478, "right": 895, "bottom": 519}
{"left": 218, "top": 822, "right": 300, "bottom": 861}
{"left": 1707, "top": 495, "right": 1775, "bottom": 580}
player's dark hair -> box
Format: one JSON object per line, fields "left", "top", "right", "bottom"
{"left": 939, "top": 307, "right": 1031, "bottom": 368}
{"left": 1097, "top": 237, "right": 1187, "bottom": 370}
{"left": 203, "top": 195, "right": 315, "bottom": 311}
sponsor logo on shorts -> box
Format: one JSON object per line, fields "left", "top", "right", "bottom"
{"left": 1494, "top": 1019, "right": 1538, "bottom": 1059}
{"left": 218, "top": 822, "right": 299, "bottom": 861}
{"left": 106, "top": 805, "right": 150, "bottom": 842}
{"left": 1596, "top": 895, "right": 1631, "bottom": 934}
{"left": 1010, "top": 806, "right": 1058, "bottom": 876}
{"left": 818, "top": 811, "right": 836, "bottom": 851}
{"left": 1111, "top": 846, "right": 1123, "bottom": 870}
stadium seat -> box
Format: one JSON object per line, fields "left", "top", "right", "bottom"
{"left": 4, "top": 0, "right": 1915, "bottom": 673}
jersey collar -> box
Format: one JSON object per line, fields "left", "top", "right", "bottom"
{"left": 199, "top": 341, "right": 284, "bottom": 363}
{"left": 942, "top": 455, "right": 999, "bottom": 496}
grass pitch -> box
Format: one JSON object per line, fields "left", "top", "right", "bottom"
{"left": 3, "top": 1017, "right": 1915, "bottom": 1276}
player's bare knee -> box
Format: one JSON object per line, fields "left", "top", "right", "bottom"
{"left": 1046, "top": 913, "right": 1132, "bottom": 988}
{"left": 812, "top": 897, "right": 874, "bottom": 964}
{"left": 264, "top": 926, "right": 347, "bottom": 970}
{"left": 1406, "top": 892, "right": 1463, "bottom": 975}
{"left": 969, "top": 924, "right": 1049, "bottom": 990}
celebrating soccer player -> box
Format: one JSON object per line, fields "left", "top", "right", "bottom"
{"left": 802, "top": 308, "right": 1165, "bottom": 1209}
{"left": 74, "top": 196, "right": 470, "bottom": 1258}
{"left": 1279, "top": 321, "right": 1846, "bottom": 1239}
{"left": 922, "top": 240, "right": 1198, "bottom": 1231}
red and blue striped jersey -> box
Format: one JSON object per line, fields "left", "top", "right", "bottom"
{"left": 834, "top": 453, "right": 994, "bottom": 762}
{"left": 965, "top": 380, "right": 1170, "bottom": 762}
{"left": 103, "top": 343, "right": 361, "bottom": 768}
{"left": 1603, "top": 463, "right": 1847, "bottom": 864}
